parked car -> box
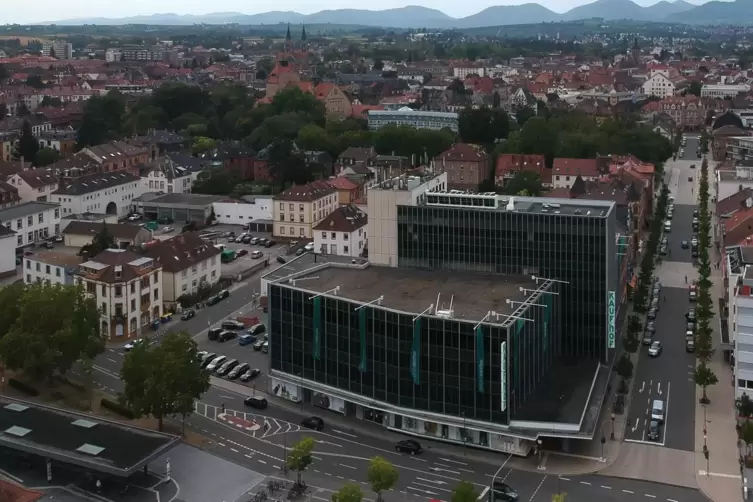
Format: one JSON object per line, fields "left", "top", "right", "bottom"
{"left": 237, "top": 249, "right": 249, "bottom": 257}
{"left": 301, "top": 416, "right": 325, "bottom": 431}
{"left": 681, "top": 240, "right": 689, "bottom": 249}
{"left": 201, "top": 352, "right": 217, "bottom": 367}
{"left": 241, "top": 234, "right": 253, "bottom": 244}
{"left": 277, "top": 256, "right": 287, "bottom": 264}
{"left": 642, "top": 333, "right": 653, "bottom": 345}
{"left": 257, "top": 238, "right": 268, "bottom": 246}
{"left": 206, "top": 356, "right": 227, "bottom": 371}
{"left": 239, "top": 334, "right": 255, "bottom": 346}
{"left": 645, "top": 321, "right": 656, "bottom": 333}
{"left": 248, "top": 323, "right": 266, "bottom": 335}
{"left": 265, "top": 240, "right": 275, "bottom": 248}
{"left": 208, "top": 327, "right": 223, "bottom": 341}
{"left": 228, "top": 362, "right": 250, "bottom": 379}
{"left": 222, "top": 320, "right": 245, "bottom": 330}
{"left": 647, "top": 308, "right": 657, "bottom": 320}
{"left": 648, "top": 341, "right": 662, "bottom": 357}
{"left": 181, "top": 309, "right": 195, "bottom": 320}
{"left": 127, "top": 213, "right": 142, "bottom": 221}
{"left": 250, "top": 237, "right": 260, "bottom": 245}
{"left": 395, "top": 439, "right": 423, "bottom": 455}
{"left": 124, "top": 338, "right": 148, "bottom": 351}
{"left": 218, "top": 330, "right": 237, "bottom": 342}
{"left": 251, "top": 250, "right": 263, "bottom": 259}
{"left": 216, "top": 359, "right": 239, "bottom": 376}
{"left": 253, "top": 340, "right": 265, "bottom": 351}
{"left": 244, "top": 396, "right": 268, "bottom": 409}
{"left": 162, "top": 226, "right": 175, "bottom": 234}
{"left": 304, "top": 242, "right": 315, "bottom": 252}
{"left": 240, "top": 368, "right": 262, "bottom": 381}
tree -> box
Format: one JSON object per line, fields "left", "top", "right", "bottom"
{"left": 552, "top": 494, "right": 567, "bottom": 502}
{"left": 332, "top": 484, "right": 364, "bottom": 502}
{"left": 120, "top": 331, "right": 210, "bottom": 431}
{"left": 77, "top": 92, "right": 126, "bottom": 147}
{"left": 40, "top": 96, "right": 62, "bottom": 108}
{"left": 695, "top": 362, "right": 718, "bottom": 404}
{"left": 614, "top": 353, "right": 633, "bottom": 381}
{"left": 248, "top": 113, "right": 306, "bottom": 150}
{"left": 451, "top": 481, "right": 478, "bottom": 502}
{"left": 270, "top": 87, "right": 326, "bottom": 127}
{"left": 192, "top": 136, "right": 217, "bottom": 155}
{"left": 502, "top": 171, "right": 543, "bottom": 196}
{"left": 737, "top": 393, "right": 753, "bottom": 419}
{"left": 458, "top": 106, "right": 510, "bottom": 147}
{"left": 367, "top": 456, "right": 399, "bottom": 502}
{"left": 35, "top": 147, "right": 61, "bottom": 167}
{"left": 287, "top": 437, "right": 316, "bottom": 486}
{"left": 14, "top": 120, "right": 39, "bottom": 163}
{"left": 80, "top": 224, "right": 116, "bottom": 257}
{"left": 686, "top": 81, "right": 703, "bottom": 97}
{"left": 0, "top": 283, "right": 104, "bottom": 383}
{"left": 193, "top": 169, "right": 242, "bottom": 195}
{"left": 516, "top": 107, "right": 536, "bottom": 127}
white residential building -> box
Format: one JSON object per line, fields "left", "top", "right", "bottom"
{"left": 641, "top": 72, "right": 677, "bottom": 99}
{"left": 7, "top": 168, "right": 59, "bottom": 203}
{"left": 75, "top": 249, "right": 163, "bottom": 340}
{"left": 51, "top": 171, "right": 145, "bottom": 218}
{"left": 0, "top": 226, "right": 16, "bottom": 277}
{"left": 140, "top": 160, "right": 193, "bottom": 195}
{"left": 22, "top": 251, "right": 81, "bottom": 285}
{"left": 313, "top": 205, "right": 368, "bottom": 257}
{"left": 367, "top": 108, "right": 459, "bottom": 133}
{"left": 143, "top": 232, "right": 222, "bottom": 305}
{"left": 452, "top": 65, "right": 485, "bottom": 79}
{"left": 733, "top": 265, "right": 753, "bottom": 399}
{"left": 0, "top": 202, "right": 62, "bottom": 248}
{"left": 213, "top": 197, "right": 273, "bottom": 226}
{"left": 273, "top": 183, "right": 339, "bottom": 239}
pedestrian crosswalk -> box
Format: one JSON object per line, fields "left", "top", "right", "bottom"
{"left": 192, "top": 401, "right": 300, "bottom": 438}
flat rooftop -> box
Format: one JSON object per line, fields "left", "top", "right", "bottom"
{"left": 423, "top": 192, "right": 615, "bottom": 217}
{"left": 262, "top": 252, "right": 366, "bottom": 283}
{"left": 292, "top": 265, "right": 537, "bottom": 321}
{"left": 143, "top": 193, "right": 228, "bottom": 206}
{"left": 0, "top": 397, "right": 179, "bottom": 476}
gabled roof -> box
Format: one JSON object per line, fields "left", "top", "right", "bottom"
{"left": 717, "top": 188, "right": 753, "bottom": 217}
{"left": 53, "top": 171, "right": 140, "bottom": 196}
{"left": 13, "top": 168, "right": 58, "bottom": 189}
{"left": 274, "top": 182, "right": 335, "bottom": 202}
{"left": 143, "top": 232, "right": 221, "bottom": 274}
{"left": 63, "top": 221, "right": 145, "bottom": 240}
{"left": 436, "top": 143, "right": 489, "bottom": 162}
{"left": 313, "top": 205, "right": 367, "bottom": 233}
{"left": 552, "top": 158, "right": 599, "bottom": 178}
{"left": 77, "top": 249, "right": 159, "bottom": 284}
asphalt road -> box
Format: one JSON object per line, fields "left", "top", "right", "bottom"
{"left": 679, "top": 135, "right": 702, "bottom": 162}
{"left": 624, "top": 160, "right": 698, "bottom": 452}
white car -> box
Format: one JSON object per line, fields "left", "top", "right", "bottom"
{"left": 648, "top": 341, "right": 662, "bottom": 357}
{"left": 127, "top": 214, "right": 142, "bottom": 221}
{"left": 304, "top": 242, "right": 315, "bottom": 252}
{"left": 162, "top": 226, "right": 175, "bottom": 234}
{"left": 124, "top": 338, "right": 148, "bottom": 351}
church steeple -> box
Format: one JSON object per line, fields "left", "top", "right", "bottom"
{"left": 285, "top": 24, "right": 292, "bottom": 42}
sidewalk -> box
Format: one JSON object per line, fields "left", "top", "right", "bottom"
{"left": 693, "top": 240, "right": 743, "bottom": 502}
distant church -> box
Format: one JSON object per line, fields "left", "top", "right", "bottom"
{"left": 263, "top": 25, "right": 311, "bottom": 101}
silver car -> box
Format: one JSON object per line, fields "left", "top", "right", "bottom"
{"left": 206, "top": 355, "right": 227, "bottom": 371}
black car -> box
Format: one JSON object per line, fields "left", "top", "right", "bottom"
{"left": 491, "top": 481, "right": 519, "bottom": 501}
{"left": 228, "top": 362, "right": 250, "bottom": 380}
{"left": 686, "top": 309, "right": 696, "bottom": 322}
{"left": 240, "top": 368, "right": 261, "bottom": 381}
{"left": 216, "top": 359, "right": 239, "bottom": 376}
{"left": 645, "top": 321, "right": 656, "bottom": 333}
{"left": 237, "top": 249, "right": 249, "bottom": 257}
{"left": 244, "top": 396, "right": 268, "bottom": 409}
{"left": 181, "top": 309, "right": 195, "bottom": 320}
{"left": 207, "top": 295, "right": 221, "bottom": 306}
{"left": 241, "top": 235, "right": 253, "bottom": 244}
{"left": 218, "top": 289, "right": 230, "bottom": 300}
{"left": 301, "top": 416, "right": 325, "bottom": 431}
{"left": 257, "top": 238, "right": 268, "bottom": 246}
{"left": 208, "top": 327, "right": 223, "bottom": 341}
{"left": 693, "top": 209, "right": 699, "bottom": 217}
{"left": 265, "top": 240, "right": 275, "bottom": 248}
{"left": 218, "top": 330, "right": 237, "bottom": 342}
{"left": 395, "top": 439, "right": 422, "bottom": 455}
{"left": 222, "top": 320, "right": 245, "bottom": 330}
{"left": 277, "top": 256, "right": 287, "bottom": 264}
{"left": 681, "top": 240, "right": 689, "bottom": 249}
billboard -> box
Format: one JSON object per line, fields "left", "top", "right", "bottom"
{"left": 607, "top": 291, "right": 616, "bottom": 349}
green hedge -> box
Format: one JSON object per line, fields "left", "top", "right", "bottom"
{"left": 101, "top": 398, "right": 135, "bottom": 419}
{"left": 55, "top": 375, "right": 86, "bottom": 392}
{"left": 8, "top": 378, "right": 39, "bottom": 396}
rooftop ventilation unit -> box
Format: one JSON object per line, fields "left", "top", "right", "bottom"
{"left": 435, "top": 293, "right": 454, "bottom": 319}
{"left": 4, "top": 403, "right": 29, "bottom": 412}
{"left": 5, "top": 426, "right": 31, "bottom": 437}
{"left": 506, "top": 197, "right": 516, "bottom": 211}
{"left": 72, "top": 419, "right": 98, "bottom": 429}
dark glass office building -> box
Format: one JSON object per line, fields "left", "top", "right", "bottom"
{"left": 269, "top": 279, "right": 561, "bottom": 426}
{"left": 397, "top": 196, "right": 617, "bottom": 362}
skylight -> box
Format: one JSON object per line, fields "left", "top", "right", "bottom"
{"left": 77, "top": 443, "right": 105, "bottom": 456}
{"left": 5, "top": 426, "right": 31, "bottom": 437}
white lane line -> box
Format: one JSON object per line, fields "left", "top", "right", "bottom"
{"left": 435, "top": 463, "right": 451, "bottom": 468}
{"left": 340, "top": 464, "right": 357, "bottom": 470}
{"left": 258, "top": 460, "right": 266, "bottom": 464}
{"left": 333, "top": 429, "right": 358, "bottom": 438}
{"left": 273, "top": 465, "right": 281, "bottom": 470}
{"left": 414, "top": 482, "right": 451, "bottom": 493}
{"left": 601, "top": 486, "right": 611, "bottom": 489}
{"left": 529, "top": 476, "right": 547, "bottom": 502}
{"left": 439, "top": 458, "right": 468, "bottom": 466}
{"left": 230, "top": 448, "right": 239, "bottom": 453}
{"left": 559, "top": 477, "right": 570, "bottom": 481}
{"left": 313, "top": 456, "right": 323, "bottom": 460}
{"left": 668, "top": 499, "right": 678, "bottom": 502}
{"left": 218, "top": 442, "right": 226, "bottom": 447}
{"left": 106, "top": 358, "right": 116, "bottom": 363}
{"left": 313, "top": 497, "right": 328, "bottom": 502}
{"left": 645, "top": 495, "right": 656, "bottom": 499}
{"left": 580, "top": 481, "right": 591, "bottom": 486}
{"left": 407, "top": 486, "right": 438, "bottom": 496}
{"left": 337, "top": 476, "right": 345, "bottom": 480}
{"left": 623, "top": 490, "right": 634, "bottom": 494}
{"left": 417, "top": 478, "right": 448, "bottom": 486}
{"left": 477, "top": 487, "right": 490, "bottom": 501}
{"left": 458, "top": 468, "right": 474, "bottom": 473}
{"left": 244, "top": 454, "right": 254, "bottom": 459}
{"left": 325, "top": 473, "right": 332, "bottom": 476}
{"left": 314, "top": 470, "right": 320, "bottom": 473}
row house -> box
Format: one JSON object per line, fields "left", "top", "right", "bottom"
{"left": 75, "top": 249, "right": 163, "bottom": 340}
{"left": 658, "top": 96, "right": 706, "bottom": 132}
{"left": 551, "top": 158, "right": 600, "bottom": 189}
{"left": 81, "top": 141, "right": 149, "bottom": 174}
{"left": 140, "top": 158, "right": 193, "bottom": 194}
{"left": 313, "top": 205, "right": 368, "bottom": 258}
{"left": 0, "top": 201, "right": 62, "bottom": 249}
{"left": 51, "top": 171, "right": 145, "bottom": 218}
{"left": 37, "top": 130, "right": 77, "bottom": 156}
{"left": 314, "top": 83, "right": 353, "bottom": 120}
{"left": 272, "top": 182, "right": 338, "bottom": 240}
{"left": 434, "top": 143, "right": 491, "bottom": 191}
{"left": 712, "top": 126, "right": 751, "bottom": 161}
{"left": 494, "top": 154, "right": 552, "bottom": 189}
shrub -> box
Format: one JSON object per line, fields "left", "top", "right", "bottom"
{"left": 8, "top": 378, "right": 39, "bottom": 396}
{"left": 100, "top": 398, "right": 135, "bottom": 419}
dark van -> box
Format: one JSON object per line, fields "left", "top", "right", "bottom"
{"left": 208, "top": 327, "right": 223, "bottom": 341}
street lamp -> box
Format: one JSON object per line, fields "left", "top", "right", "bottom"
{"left": 611, "top": 413, "right": 616, "bottom": 440}
{"left": 536, "top": 439, "right": 543, "bottom": 469}
{"left": 489, "top": 454, "right": 512, "bottom": 502}
{"left": 600, "top": 436, "right": 606, "bottom": 461}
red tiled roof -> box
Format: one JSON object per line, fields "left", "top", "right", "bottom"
{"left": 313, "top": 205, "right": 367, "bottom": 233}
{"left": 717, "top": 188, "right": 753, "bottom": 217}
{"left": 723, "top": 205, "right": 753, "bottom": 246}
{"left": 328, "top": 177, "right": 358, "bottom": 190}
{"left": 436, "top": 143, "right": 489, "bottom": 162}
{"left": 495, "top": 154, "right": 551, "bottom": 185}
{"left": 552, "top": 158, "right": 599, "bottom": 178}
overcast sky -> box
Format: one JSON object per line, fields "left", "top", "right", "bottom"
{"left": 6, "top": 0, "right": 707, "bottom": 25}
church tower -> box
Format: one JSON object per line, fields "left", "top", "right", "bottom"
{"left": 631, "top": 37, "right": 640, "bottom": 64}
{"left": 300, "top": 25, "right": 307, "bottom": 49}
{"left": 285, "top": 24, "right": 293, "bottom": 52}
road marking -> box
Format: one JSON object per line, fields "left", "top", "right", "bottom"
{"left": 218, "top": 442, "right": 226, "bottom": 447}
{"left": 601, "top": 486, "right": 611, "bottom": 489}
{"left": 645, "top": 495, "right": 656, "bottom": 499}
{"left": 273, "top": 465, "right": 280, "bottom": 470}
{"left": 417, "top": 478, "right": 447, "bottom": 485}
{"left": 414, "top": 482, "right": 451, "bottom": 493}
{"left": 435, "top": 463, "right": 451, "bottom": 468}
{"left": 477, "top": 487, "right": 489, "bottom": 501}
{"left": 408, "top": 486, "right": 438, "bottom": 496}
{"left": 558, "top": 477, "right": 570, "bottom": 481}
{"left": 580, "top": 481, "right": 591, "bottom": 486}
{"left": 639, "top": 381, "right": 645, "bottom": 393}
{"left": 325, "top": 473, "right": 332, "bottom": 476}
{"left": 668, "top": 499, "right": 678, "bottom": 502}
{"left": 333, "top": 429, "right": 358, "bottom": 438}
{"left": 528, "top": 475, "right": 547, "bottom": 502}
{"left": 258, "top": 460, "right": 266, "bottom": 464}
{"left": 340, "top": 464, "right": 356, "bottom": 470}
{"left": 313, "top": 456, "right": 323, "bottom": 461}
{"left": 458, "top": 468, "right": 474, "bottom": 473}
{"left": 314, "top": 470, "right": 320, "bottom": 473}
{"left": 429, "top": 467, "right": 460, "bottom": 475}
{"left": 623, "top": 490, "right": 634, "bottom": 494}
{"left": 697, "top": 471, "right": 741, "bottom": 479}
{"left": 106, "top": 358, "right": 116, "bottom": 363}
{"left": 337, "top": 476, "right": 344, "bottom": 480}
{"left": 318, "top": 440, "right": 343, "bottom": 448}
{"left": 230, "top": 448, "right": 239, "bottom": 453}
{"left": 439, "top": 458, "right": 468, "bottom": 466}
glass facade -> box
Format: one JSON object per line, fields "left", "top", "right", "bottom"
{"left": 269, "top": 282, "right": 562, "bottom": 425}
{"left": 397, "top": 205, "right": 615, "bottom": 362}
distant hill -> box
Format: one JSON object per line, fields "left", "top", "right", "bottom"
{"left": 667, "top": 0, "right": 753, "bottom": 24}
{"left": 43, "top": 1, "right": 728, "bottom": 29}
